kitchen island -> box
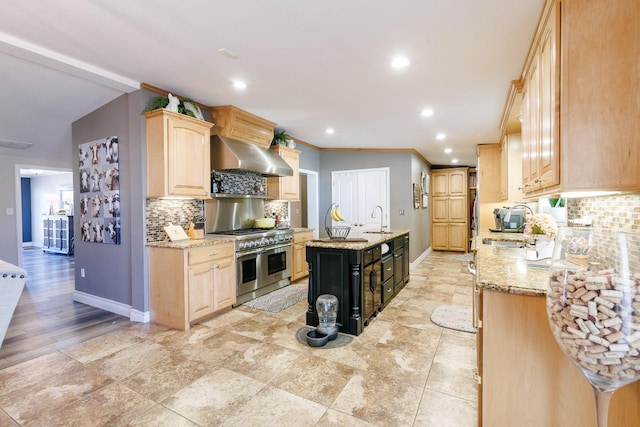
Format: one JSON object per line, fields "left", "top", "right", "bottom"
{"left": 306, "top": 230, "right": 410, "bottom": 336}
{"left": 474, "top": 232, "right": 640, "bottom": 427}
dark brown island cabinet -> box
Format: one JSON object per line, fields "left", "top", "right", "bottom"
{"left": 306, "top": 232, "right": 409, "bottom": 336}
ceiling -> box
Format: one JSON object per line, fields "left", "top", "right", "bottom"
{"left": 0, "top": 0, "right": 542, "bottom": 167}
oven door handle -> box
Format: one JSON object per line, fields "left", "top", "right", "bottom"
{"left": 236, "top": 243, "right": 292, "bottom": 259}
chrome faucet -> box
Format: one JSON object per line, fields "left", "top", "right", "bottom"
{"left": 371, "top": 205, "right": 385, "bottom": 232}
{"left": 503, "top": 204, "right": 536, "bottom": 223}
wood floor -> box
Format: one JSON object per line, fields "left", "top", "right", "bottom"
{"left": 0, "top": 248, "right": 133, "bottom": 369}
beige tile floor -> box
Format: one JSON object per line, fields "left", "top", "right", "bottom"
{"left": 0, "top": 251, "right": 477, "bottom": 426}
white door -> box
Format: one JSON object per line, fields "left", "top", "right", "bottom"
{"left": 332, "top": 168, "right": 389, "bottom": 232}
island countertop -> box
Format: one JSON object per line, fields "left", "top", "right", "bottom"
{"left": 474, "top": 231, "right": 550, "bottom": 297}
{"left": 305, "top": 229, "right": 410, "bottom": 250}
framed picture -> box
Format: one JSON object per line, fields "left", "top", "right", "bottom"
{"left": 78, "top": 136, "right": 121, "bottom": 245}
{"left": 421, "top": 172, "right": 428, "bottom": 194}
{"left": 422, "top": 194, "right": 429, "bottom": 209}
{"left": 413, "top": 183, "right": 421, "bottom": 209}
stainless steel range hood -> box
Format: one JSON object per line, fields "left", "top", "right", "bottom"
{"left": 211, "top": 135, "right": 293, "bottom": 177}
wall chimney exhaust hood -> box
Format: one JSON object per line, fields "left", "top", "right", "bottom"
{"left": 211, "top": 135, "right": 293, "bottom": 177}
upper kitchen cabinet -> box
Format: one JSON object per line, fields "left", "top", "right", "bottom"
{"left": 520, "top": 0, "right": 640, "bottom": 196}
{"left": 477, "top": 144, "right": 502, "bottom": 203}
{"left": 267, "top": 145, "right": 301, "bottom": 201}
{"left": 146, "top": 109, "right": 214, "bottom": 199}
{"left": 209, "top": 105, "right": 275, "bottom": 150}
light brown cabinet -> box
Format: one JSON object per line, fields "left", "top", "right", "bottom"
{"left": 431, "top": 168, "right": 468, "bottom": 252}
{"left": 267, "top": 145, "right": 301, "bottom": 201}
{"left": 479, "top": 289, "right": 640, "bottom": 426}
{"left": 292, "top": 230, "right": 313, "bottom": 281}
{"left": 149, "top": 242, "right": 235, "bottom": 330}
{"left": 476, "top": 145, "right": 502, "bottom": 203}
{"left": 145, "top": 109, "right": 214, "bottom": 199}
{"left": 209, "top": 105, "right": 276, "bottom": 150}
{"left": 520, "top": 0, "right": 640, "bottom": 196}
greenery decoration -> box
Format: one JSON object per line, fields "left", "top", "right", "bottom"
{"left": 142, "top": 96, "right": 202, "bottom": 119}
{"left": 271, "top": 129, "right": 289, "bottom": 146}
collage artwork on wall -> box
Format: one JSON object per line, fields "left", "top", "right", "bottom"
{"left": 78, "top": 136, "right": 121, "bottom": 244}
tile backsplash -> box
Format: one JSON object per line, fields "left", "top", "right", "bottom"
{"left": 145, "top": 199, "right": 204, "bottom": 242}
{"left": 567, "top": 194, "right": 640, "bottom": 232}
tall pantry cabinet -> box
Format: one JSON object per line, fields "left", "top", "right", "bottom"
{"left": 431, "top": 168, "right": 469, "bottom": 252}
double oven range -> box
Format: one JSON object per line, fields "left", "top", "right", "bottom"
{"left": 211, "top": 227, "right": 294, "bottom": 305}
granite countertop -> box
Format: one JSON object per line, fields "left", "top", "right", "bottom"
{"left": 306, "top": 229, "right": 410, "bottom": 250}
{"left": 146, "top": 235, "right": 235, "bottom": 249}
{"left": 474, "top": 231, "right": 550, "bottom": 297}
{"left": 292, "top": 227, "right": 314, "bottom": 233}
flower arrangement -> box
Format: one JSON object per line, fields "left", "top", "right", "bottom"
{"left": 524, "top": 213, "right": 558, "bottom": 239}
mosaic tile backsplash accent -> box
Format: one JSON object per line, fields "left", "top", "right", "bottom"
{"left": 567, "top": 194, "right": 640, "bottom": 232}
{"left": 146, "top": 199, "right": 204, "bottom": 242}
{"left": 211, "top": 170, "right": 266, "bottom": 196}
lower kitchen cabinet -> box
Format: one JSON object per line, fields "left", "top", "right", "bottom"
{"left": 432, "top": 223, "right": 467, "bottom": 251}
{"left": 478, "top": 289, "right": 640, "bottom": 426}
{"left": 292, "top": 230, "right": 313, "bottom": 282}
{"left": 149, "top": 242, "right": 235, "bottom": 330}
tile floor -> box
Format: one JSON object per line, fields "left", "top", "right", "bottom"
{"left": 0, "top": 251, "right": 477, "bottom": 426}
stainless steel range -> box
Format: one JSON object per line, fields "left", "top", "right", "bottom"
{"left": 211, "top": 227, "right": 293, "bottom": 305}
{"left": 205, "top": 196, "right": 294, "bottom": 306}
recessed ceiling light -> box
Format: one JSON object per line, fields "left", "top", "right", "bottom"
{"left": 420, "top": 109, "right": 434, "bottom": 117}
{"left": 436, "top": 133, "right": 446, "bottom": 140}
{"left": 326, "top": 128, "right": 335, "bottom": 135}
{"left": 444, "top": 148, "right": 452, "bottom": 154}
{"left": 451, "top": 158, "right": 459, "bottom": 164}
{"left": 391, "top": 56, "right": 410, "bottom": 69}
{"left": 217, "top": 48, "right": 239, "bottom": 59}
{"left": 232, "top": 80, "right": 247, "bottom": 90}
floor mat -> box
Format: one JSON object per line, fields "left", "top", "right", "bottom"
{"left": 242, "top": 284, "right": 307, "bottom": 313}
{"left": 448, "top": 253, "right": 473, "bottom": 262}
{"left": 430, "top": 304, "right": 476, "bottom": 333}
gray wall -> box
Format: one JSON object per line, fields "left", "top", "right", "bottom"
{"left": 318, "top": 150, "right": 431, "bottom": 262}
{"left": 71, "top": 91, "right": 150, "bottom": 311}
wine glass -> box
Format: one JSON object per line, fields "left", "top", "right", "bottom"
{"left": 547, "top": 227, "right": 640, "bottom": 427}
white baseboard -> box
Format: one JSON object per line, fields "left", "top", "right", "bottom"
{"left": 73, "top": 291, "right": 149, "bottom": 323}
{"left": 410, "top": 246, "right": 432, "bottom": 269}
{"left": 130, "top": 309, "right": 150, "bottom": 323}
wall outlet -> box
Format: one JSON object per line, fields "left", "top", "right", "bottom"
{"left": 81, "top": 268, "right": 85, "bottom": 278}
{"left": 6, "top": 208, "right": 14, "bottom": 216}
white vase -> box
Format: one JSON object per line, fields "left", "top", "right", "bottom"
{"left": 535, "top": 235, "right": 555, "bottom": 259}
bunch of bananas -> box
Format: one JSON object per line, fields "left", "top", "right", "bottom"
{"left": 330, "top": 205, "right": 345, "bottom": 222}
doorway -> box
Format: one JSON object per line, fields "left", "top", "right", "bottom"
{"left": 299, "top": 169, "right": 319, "bottom": 239}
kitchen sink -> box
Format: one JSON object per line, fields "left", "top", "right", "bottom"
{"left": 481, "top": 238, "right": 526, "bottom": 248}
{"left": 364, "top": 231, "right": 395, "bottom": 234}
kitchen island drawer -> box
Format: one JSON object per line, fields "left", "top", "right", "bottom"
{"left": 381, "top": 255, "right": 394, "bottom": 282}
{"left": 188, "top": 244, "right": 234, "bottom": 265}
{"left": 382, "top": 278, "right": 394, "bottom": 305}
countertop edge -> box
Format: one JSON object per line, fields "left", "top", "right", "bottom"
{"left": 305, "top": 229, "right": 410, "bottom": 250}
{"left": 146, "top": 235, "right": 235, "bottom": 249}
{"left": 475, "top": 231, "right": 549, "bottom": 297}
